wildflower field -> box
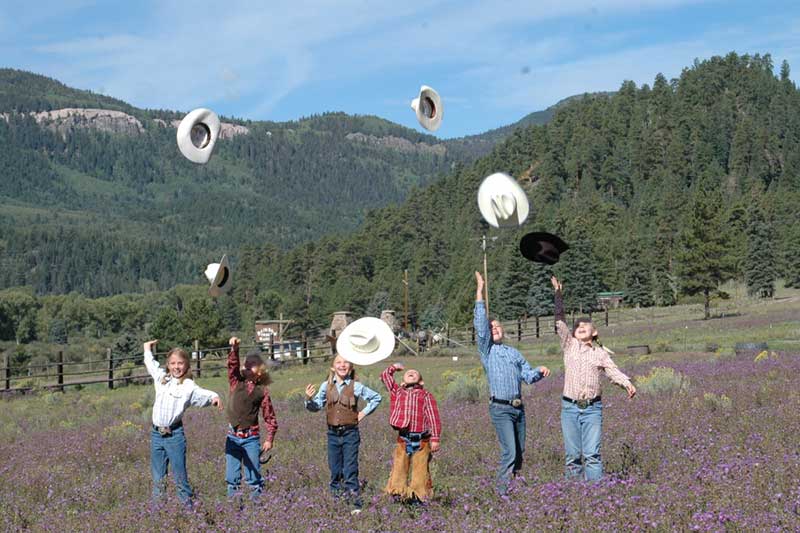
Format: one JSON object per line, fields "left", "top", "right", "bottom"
{"left": 2, "top": 295, "right": 800, "bottom": 532}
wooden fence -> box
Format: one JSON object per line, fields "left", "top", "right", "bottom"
{"left": 0, "top": 309, "right": 613, "bottom": 394}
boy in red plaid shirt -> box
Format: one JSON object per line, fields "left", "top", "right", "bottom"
{"left": 380, "top": 362, "right": 441, "bottom": 503}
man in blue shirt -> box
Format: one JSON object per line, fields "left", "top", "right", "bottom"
{"left": 474, "top": 271, "right": 550, "bottom": 495}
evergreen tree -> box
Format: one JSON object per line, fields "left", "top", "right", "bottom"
{"left": 676, "top": 178, "right": 734, "bottom": 318}
{"left": 623, "top": 237, "right": 654, "bottom": 307}
{"left": 743, "top": 197, "right": 777, "bottom": 297}
{"left": 493, "top": 246, "right": 533, "bottom": 321}
{"left": 558, "top": 237, "right": 603, "bottom": 313}
{"left": 783, "top": 224, "right": 800, "bottom": 288}
{"left": 48, "top": 319, "right": 68, "bottom": 345}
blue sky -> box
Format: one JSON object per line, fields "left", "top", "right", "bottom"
{"left": 0, "top": 0, "right": 798, "bottom": 138}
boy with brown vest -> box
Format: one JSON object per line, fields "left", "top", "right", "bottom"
{"left": 305, "top": 354, "right": 382, "bottom": 513}
{"left": 225, "top": 337, "right": 278, "bottom": 499}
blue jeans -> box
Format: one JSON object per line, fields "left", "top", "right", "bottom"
{"left": 151, "top": 426, "right": 193, "bottom": 503}
{"left": 225, "top": 434, "right": 263, "bottom": 498}
{"left": 327, "top": 426, "right": 362, "bottom": 507}
{"left": 561, "top": 399, "right": 603, "bottom": 481}
{"left": 488, "top": 403, "right": 526, "bottom": 494}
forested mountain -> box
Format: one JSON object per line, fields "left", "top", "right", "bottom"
{"left": 0, "top": 69, "right": 516, "bottom": 296}
{"left": 231, "top": 52, "right": 800, "bottom": 331}
{"left": 2, "top": 53, "right": 800, "bottom": 353}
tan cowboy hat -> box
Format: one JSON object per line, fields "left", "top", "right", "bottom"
{"left": 410, "top": 85, "right": 443, "bottom": 132}
{"left": 477, "top": 172, "right": 530, "bottom": 228}
{"left": 177, "top": 108, "right": 221, "bottom": 164}
{"left": 336, "top": 317, "right": 396, "bottom": 366}
{"left": 204, "top": 254, "right": 232, "bottom": 297}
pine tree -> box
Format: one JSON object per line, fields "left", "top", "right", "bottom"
{"left": 624, "top": 237, "right": 654, "bottom": 307}
{"left": 558, "top": 237, "right": 603, "bottom": 313}
{"left": 676, "top": 178, "right": 734, "bottom": 318}
{"left": 493, "top": 246, "right": 533, "bottom": 321}
{"left": 743, "top": 198, "right": 777, "bottom": 297}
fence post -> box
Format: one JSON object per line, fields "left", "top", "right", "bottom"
{"left": 604, "top": 306, "right": 609, "bottom": 327}
{"left": 535, "top": 316, "right": 540, "bottom": 338}
{"left": 107, "top": 348, "right": 114, "bottom": 390}
{"left": 517, "top": 318, "right": 522, "bottom": 342}
{"left": 267, "top": 333, "right": 275, "bottom": 360}
{"left": 446, "top": 324, "right": 450, "bottom": 348}
{"left": 57, "top": 351, "right": 64, "bottom": 393}
{"left": 3, "top": 352, "right": 9, "bottom": 391}
{"left": 471, "top": 326, "right": 475, "bottom": 345}
{"left": 194, "top": 340, "right": 201, "bottom": 378}
{"left": 302, "top": 337, "right": 309, "bottom": 365}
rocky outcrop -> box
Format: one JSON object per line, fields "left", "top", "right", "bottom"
{"left": 346, "top": 132, "right": 446, "bottom": 156}
{"left": 154, "top": 118, "right": 250, "bottom": 139}
{"left": 0, "top": 109, "right": 250, "bottom": 139}
{"left": 31, "top": 108, "right": 145, "bottom": 136}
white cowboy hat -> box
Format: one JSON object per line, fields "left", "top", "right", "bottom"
{"left": 410, "top": 85, "right": 443, "bottom": 132}
{"left": 177, "top": 108, "right": 221, "bottom": 164}
{"left": 477, "top": 172, "right": 530, "bottom": 228}
{"left": 204, "top": 254, "right": 232, "bottom": 297}
{"left": 336, "top": 317, "right": 396, "bottom": 366}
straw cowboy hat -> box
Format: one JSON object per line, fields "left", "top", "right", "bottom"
{"left": 410, "top": 85, "right": 443, "bottom": 132}
{"left": 204, "top": 254, "right": 232, "bottom": 297}
{"left": 519, "top": 232, "right": 569, "bottom": 265}
{"left": 177, "top": 108, "right": 221, "bottom": 164}
{"left": 477, "top": 172, "right": 530, "bottom": 228}
{"left": 336, "top": 317, "right": 396, "bottom": 366}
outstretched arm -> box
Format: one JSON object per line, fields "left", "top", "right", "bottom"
{"left": 551, "top": 277, "right": 571, "bottom": 348}
{"left": 380, "top": 363, "right": 401, "bottom": 393}
{"left": 424, "top": 392, "right": 442, "bottom": 452}
{"left": 474, "top": 272, "right": 492, "bottom": 359}
{"left": 227, "top": 336, "right": 242, "bottom": 388}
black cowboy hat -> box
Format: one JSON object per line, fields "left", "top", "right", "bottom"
{"left": 519, "top": 232, "right": 569, "bottom": 265}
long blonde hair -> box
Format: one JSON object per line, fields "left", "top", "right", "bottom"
{"left": 161, "top": 348, "right": 192, "bottom": 384}
{"left": 326, "top": 355, "right": 357, "bottom": 388}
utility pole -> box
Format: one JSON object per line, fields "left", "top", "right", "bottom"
{"left": 403, "top": 269, "right": 409, "bottom": 331}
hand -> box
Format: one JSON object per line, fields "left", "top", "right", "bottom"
{"left": 430, "top": 441, "right": 440, "bottom": 453}
{"left": 357, "top": 411, "right": 366, "bottom": 422}
{"left": 392, "top": 363, "right": 404, "bottom": 371}
{"left": 261, "top": 440, "right": 273, "bottom": 452}
{"left": 550, "top": 276, "right": 562, "bottom": 292}
{"left": 538, "top": 366, "right": 551, "bottom": 378}
{"left": 143, "top": 340, "right": 158, "bottom": 352}
{"left": 304, "top": 384, "right": 316, "bottom": 400}
{"left": 211, "top": 397, "right": 223, "bottom": 411}
{"left": 626, "top": 383, "right": 637, "bottom": 399}
{"left": 229, "top": 336, "right": 240, "bottom": 347}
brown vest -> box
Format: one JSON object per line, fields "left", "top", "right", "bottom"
{"left": 325, "top": 380, "right": 358, "bottom": 426}
{"left": 227, "top": 382, "right": 266, "bottom": 429}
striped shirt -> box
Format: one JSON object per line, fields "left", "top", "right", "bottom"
{"left": 380, "top": 365, "right": 442, "bottom": 444}
{"left": 144, "top": 349, "right": 219, "bottom": 427}
{"left": 474, "top": 301, "right": 544, "bottom": 401}
{"left": 554, "top": 291, "right": 632, "bottom": 400}
{"left": 305, "top": 377, "right": 382, "bottom": 416}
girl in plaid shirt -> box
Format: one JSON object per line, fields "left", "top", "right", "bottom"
{"left": 551, "top": 277, "right": 636, "bottom": 481}
{"left": 380, "top": 362, "right": 441, "bottom": 503}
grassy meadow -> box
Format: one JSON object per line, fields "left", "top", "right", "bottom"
{"left": 1, "top": 286, "right": 799, "bottom": 531}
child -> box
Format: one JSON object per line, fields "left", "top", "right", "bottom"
{"left": 304, "top": 354, "right": 382, "bottom": 514}
{"left": 380, "top": 362, "right": 441, "bottom": 504}
{"left": 143, "top": 339, "right": 222, "bottom": 505}
{"left": 225, "top": 337, "right": 278, "bottom": 500}
{"left": 551, "top": 277, "right": 636, "bottom": 481}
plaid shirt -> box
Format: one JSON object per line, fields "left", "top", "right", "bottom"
{"left": 380, "top": 365, "right": 442, "bottom": 444}
{"left": 227, "top": 346, "right": 278, "bottom": 441}
{"left": 144, "top": 349, "right": 219, "bottom": 427}
{"left": 474, "top": 301, "right": 544, "bottom": 400}
{"left": 554, "top": 291, "right": 632, "bottom": 400}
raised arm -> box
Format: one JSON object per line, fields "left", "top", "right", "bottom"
{"left": 304, "top": 381, "right": 327, "bottom": 412}
{"left": 474, "top": 271, "right": 492, "bottom": 359}
{"left": 518, "top": 352, "right": 549, "bottom": 384}
{"left": 380, "top": 363, "right": 401, "bottom": 393}
{"left": 143, "top": 340, "right": 165, "bottom": 381}
{"left": 189, "top": 382, "right": 220, "bottom": 408}
{"left": 599, "top": 352, "right": 637, "bottom": 398}
{"left": 227, "top": 336, "right": 243, "bottom": 388}
{"left": 551, "top": 277, "right": 572, "bottom": 348}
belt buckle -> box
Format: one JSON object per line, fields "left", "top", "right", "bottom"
{"left": 158, "top": 426, "right": 172, "bottom": 436}
{"left": 576, "top": 399, "right": 589, "bottom": 409}
{"left": 511, "top": 399, "right": 522, "bottom": 408}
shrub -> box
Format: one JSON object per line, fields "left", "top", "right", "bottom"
{"left": 443, "top": 372, "right": 488, "bottom": 403}
{"left": 702, "top": 392, "right": 732, "bottom": 411}
{"left": 283, "top": 387, "right": 311, "bottom": 412}
{"left": 546, "top": 345, "right": 560, "bottom": 356}
{"left": 103, "top": 420, "right": 140, "bottom": 439}
{"left": 635, "top": 367, "right": 689, "bottom": 395}
{"left": 653, "top": 340, "right": 673, "bottom": 353}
